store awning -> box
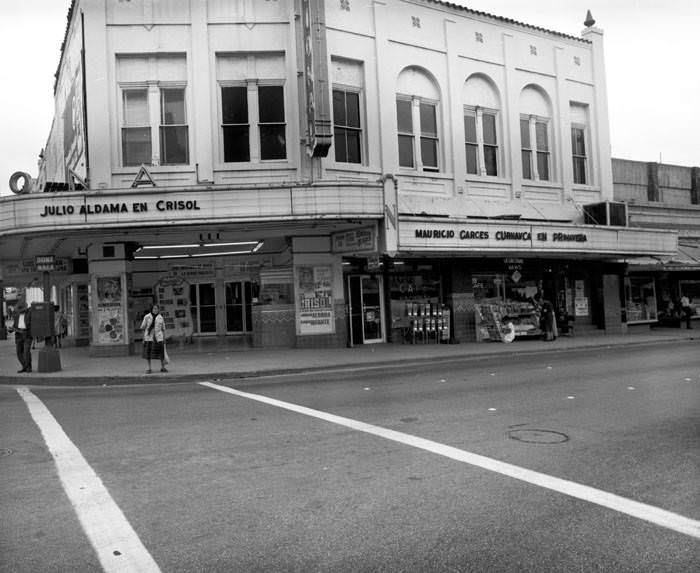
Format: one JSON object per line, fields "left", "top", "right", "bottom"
{"left": 625, "top": 243, "right": 700, "bottom": 272}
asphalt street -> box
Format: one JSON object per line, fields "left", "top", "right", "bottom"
{"left": 1, "top": 342, "right": 699, "bottom": 572}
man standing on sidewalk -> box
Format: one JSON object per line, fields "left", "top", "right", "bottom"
{"left": 8, "top": 299, "right": 32, "bottom": 373}
{"left": 680, "top": 295, "right": 693, "bottom": 329}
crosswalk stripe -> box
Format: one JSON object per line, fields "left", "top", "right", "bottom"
{"left": 200, "top": 381, "right": 700, "bottom": 540}
{"left": 17, "top": 387, "right": 161, "bottom": 573}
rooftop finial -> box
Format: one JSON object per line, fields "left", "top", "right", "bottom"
{"left": 584, "top": 9, "right": 596, "bottom": 27}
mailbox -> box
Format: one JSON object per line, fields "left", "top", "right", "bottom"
{"left": 30, "top": 302, "right": 55, "bottom": 338}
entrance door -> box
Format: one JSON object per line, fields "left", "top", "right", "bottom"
{"left": 348, "top": 275, "right": 384, "bottom": 345}
{"left": 225, "top": 281, "right": 253, "bottom": 333}
{"left": 190, "top": 282, "right": 217, "bottom": 334}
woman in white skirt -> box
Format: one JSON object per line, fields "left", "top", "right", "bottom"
{"left": 140, "top": 304, "right": 167, "bottom": 373}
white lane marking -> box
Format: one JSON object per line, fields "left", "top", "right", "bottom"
{"left": 199, "top": 381, "right": 700, "bottom": 540}
{"left": 17, "top": 387, "right": 161, "bottom": 573}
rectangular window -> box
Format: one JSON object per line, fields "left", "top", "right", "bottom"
{"left": 258, "top": 85, "right": 286, "bottom": 160}
{"left": 419, "top": 102, "right": 438, "bottom": 171}
{"left": 536, "top": 121, "right": 550, "bottom": 181}
{"left": 222, "top": 86, "right": 250, "bottom": 162}
{"left": 333, "top": 89, "right": 362, "bottom": 164}
{"left": 520, "top": 118, "right": 532, "bottom": 180}
{"left": 571, "top": 126, "right": 587, "bottom": 184}
{"left": 122, "top": 89, "right": 151, "bottom": 167}
{"left": 482, "top": 112, "right": 498, "bottom": 177}
{"left": 159, "top": 88, "right": 189, "bottom": 165}
{"left": 397, "top": 99, "right": 414, "bottom": 168}
{"left": 464, "top": 112, "right": 478, "bottom": 175}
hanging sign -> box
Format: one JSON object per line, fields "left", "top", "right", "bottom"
{"left": 35, "top": 255, "right": 55, "bottom": 271}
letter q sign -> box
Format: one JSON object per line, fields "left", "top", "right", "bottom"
{"left": 9, "top": 171, "right": 33, "bottom": 194}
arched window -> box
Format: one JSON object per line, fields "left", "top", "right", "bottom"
{"left": 519, "top": 85, "right": 553, "bottom": 181}
{"left": 463, "top": 74, "right": 501, "bottom": 177}
{"left": 396, "top": 67, "right": 441, "bottom": 172}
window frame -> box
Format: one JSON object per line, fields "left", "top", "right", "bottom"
{"left": 571, "top": 123, "right": 588, "bottom": 185}
{"left": 218, "top": 80, "right": 287, "bottom": 165}
{"left": 520, "top": 114, "right": 553, "bottom": 182}
{"left": 332, "top": 86, "right": 364, "bottom": 165}
{"left": 396, "top": 94, "right": 440, "bottom": 173}
{"left": 159, "top": 86, "right": 189, "bottom": 166}
{"left": 464, "top": 105, "right": 500, "bottom": 178}
{"left": 121, "top": 87, "right": 152, "bottom": 167}
{"left": 118, "top": 82, "right": 191, "bottom": 168}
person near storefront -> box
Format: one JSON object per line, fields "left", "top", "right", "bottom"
{"left": 680, "top": 295, "right": 693, "bottom": 329}
{"left": 8, "top": 298, "right": 32, "bottom": 373}
{"left": 140, "top": 304, "right": 168, "bottom": 373}
{"left": 539, "top": 297, "right": 557, "bottom": 341}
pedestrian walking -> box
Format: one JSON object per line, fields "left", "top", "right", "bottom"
{"left": 140, "top": 304, "right": 167, "bottom": 373}
{"left": 540, "top": 299, "right": 557, "bottom": 341}
{"left": 8, "top": 298, "right": 32, "bottom": 373}
{"left": 680, "top": 295, "right": 693, "bottom": 329}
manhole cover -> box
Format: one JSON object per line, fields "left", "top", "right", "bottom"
{"left": 507, "top": 429, "right": 569, "bottom": 444}
{"left": 0, "top": 448, "right": 14, "bottom": 458}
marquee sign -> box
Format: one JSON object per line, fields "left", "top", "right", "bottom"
{"left": 400, "top": 219, "right": 677, "bottom": 256}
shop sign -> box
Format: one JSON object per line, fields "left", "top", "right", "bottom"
{"left": 39, "top": 199, "right": 201, "bottom": 218}
{"left": 35, "top": 255, "right": 55, "bottom": 271}
{"left": 332, "top": 227, "right": 376, "bottom": 253}
{"left": 366, "top": 256, "right": 381, "bottom": 272}
{"left": 3, "top": 258, "right": 69, "bottom": 277}
{"left": 575, "top": 298, "right": 589, "bottom": 316}
{"left": 168, "top": 262, "right": 215, "bottom": 279}
{"left": 401, "top": 220, "right": 677, "bottom": 256}
{"left": 296, "top": 265, "right": 334, "bottom": 335}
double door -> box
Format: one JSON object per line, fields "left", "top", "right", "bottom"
{"left": 190, "top": 280, "right": 252, "bottom": 335}
{"left": 348, "top": 275, "right": 385, "bottom": 345}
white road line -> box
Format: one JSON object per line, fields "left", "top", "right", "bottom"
{"left": 17, "top": 387, "right": 161, "bottom": 573}
{"left": 200, "top": 381, "right": 700, "bottom": 540}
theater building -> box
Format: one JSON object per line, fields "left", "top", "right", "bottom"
{"left": 0, "top": 0, "right": 677, "bottom": 353}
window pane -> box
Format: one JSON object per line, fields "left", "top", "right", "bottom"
{"left": 520, "top": 118, "right": 530, "bottom": 148}
{"left": 222, "top": 86, "right": 248, "bottom": 124}
{"left": 536, "top": 121, "right": 549, "bottom": 151}
{"left": 522, "top": 150, "right": 532, "bottom": 179}
{"left": 419, "top": 102, "right": 437, "bottom": 137}
{"left": 346, "top": 92, "right": 360, "bottom": 128}
{"left": 466, "top": 143, "right": 478, "bottom": 174}
{"left": 346, "top": 129, "right": 361, "bottom": 163}
{"left": 484, "top": 145, "right": 498, "bottom": 176}
{"left": 396, "top": 99, "right": 412, "bottom": 133}
{"left": 161, "top": 89, "right": 186, "bottom": 125}
{"left": 420, "top": 137, "right": 438, "bottom": 169}
{"left": 124, "top": 90, "right": 148, "bottom": 125}
{"left": 258, "top": 86, "right": 285, "bottom": 123}
{"left": 537, "top": 152, "right": 550, "bottom": 181}
{"left": 398, "top": 134, "right": 414, "bottom": 167}
{"left": 482, "top": 113, "right": 497, "bottom": 145}
{"left": 260, "top": 124, "right": 286, "bottom": 160}
{"left": 223, "top": 125, "right": 250, "bottom": 162}
{"left": 122, "top": 127, "right": 151, "bottom": 166}
{"left": 571, "top": 127, "right": 586, "bottom": 156}
{"left": 334, "top": 127, "right": 348, "bottom": 163}
{"left": 333, "top": 90, "right": 346, "bottom": 126}
{"left": 464, "top": 114, "right": 477, "bottom": 143}
{"left": 160, "top": 125, "right": 189, "bottom": 164}
{"left": 573, "top": 156, "right": 587, "bottom": 184}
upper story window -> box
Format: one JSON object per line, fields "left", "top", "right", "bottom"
{"left": 463, "top": 75, "right": 502, "bottom": 178}
{"left": 331, "top": 57, "right": 364, "bottom": 165}
{"left": 396, "top": 67, "right": 441, "bottom": 172}
{"left": 117, "top": 54, "right": 189, "bottom": 167}
{"left": 570, "top": 103, "right": 590, "bottom": 185}
{"left": 520, "top": 85, "right": 554, "bottom": 182}
{"left": 217, "top": 53, "right": 286, "bottom": 164}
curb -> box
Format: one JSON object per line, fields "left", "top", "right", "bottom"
{"left": 1, "top": 335, "right": 696, "bottom": 387}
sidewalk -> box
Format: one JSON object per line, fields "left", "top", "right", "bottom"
{"left": 1, "top": 328, "right": 697, "bottom": 386}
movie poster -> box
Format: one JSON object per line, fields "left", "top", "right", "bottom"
{"left": 155, "top": 276, "right": 193, "bottom": 338}
{"left": 296, "top": 265, "right": 334, "bottom": 335}
{"left": 96, "top": 276, "right": 124, "bottom": 344}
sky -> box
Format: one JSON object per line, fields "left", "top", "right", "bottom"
{"left": 0, "top": 0, "right": 698, "bottom": 196}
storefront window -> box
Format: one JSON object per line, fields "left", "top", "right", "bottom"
{"left": 625, "top": 276, "right": 657, "bottom": 322}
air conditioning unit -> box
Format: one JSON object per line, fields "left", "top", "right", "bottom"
{"left": 583, "top": 201, "right": 628, "bottom": 227}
